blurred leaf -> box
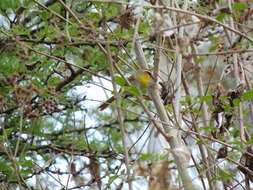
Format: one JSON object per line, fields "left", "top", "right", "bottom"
{"left": 200, "top": 95, "right": 212, "bottom": 102}
{"left": 229, "top": 140, "right": 243, "bottom": 146}
{"left": 0, "top": 159, "right": 12, "bottom": 172}
{"left": 209, "top": 45, "right": 218, "bottom": 52}
{"left": 123, "top": 86, "right": 141, "bottom": 96}
{"left": 200, "top": 126, "right": 214, "bottom": 132}
{"left": 23, "top": 160, "right": 34, "bottom": 168}
{"left": 139, "top": 153, "right": 154, "bottom": 161}
{"left": 39, "top": 11, "right": 50, "bottom": 20}
{"left": 192, "top": 108, "right": 201, "bottom": 115}
{"left": 196, "top": 56, "right": 205, "bottom": 64}
{"left": 232, "top": 3, "right": 247, "bottom": 11}
{"left": 165, "top": 104, "right": 173, "bottom": 111}
{"left": 218, "top": 169, "right": 235, "bottom": 180}
{"left": 243, "top": 90, "right": 253, "bottom": 101}
{"left": 185, "top": 95, "right": 191, "bottom": 103}
{"left": 111, "top": 129, "right": 121, "bottom": 142}
{"left": 108, "top": 175, "right": 119, "bottom": 184}
{"left": 0, "top": 0, "right": 20, "bottom": 10}
{"left": 197, "top": 139, "right": 209, "bottom": 145}
{"left": 232, "top": 98, "right": 240, "bottom": 106}
{"left": 115, "top": 76, "right": 126, "bottom": 87}
{"left": 50, "top": 2, "right": 61, "bottom": 12}
{"left": 4, "top": 128, "right": 14, "bottom": 136}
{"left": 216, "top": 13, "right": 228, "bottom": 21}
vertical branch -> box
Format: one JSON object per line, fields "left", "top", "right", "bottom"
{"left": 174, "top": 46, "right": 182, "bottom": 124}
{"left": 191, "top": 44, "right": 215, "bottom": 190}
{"left": 105, "top": 43, "right": 133, "bottom": 190}
{"left": 173, "top": 0, "right": 189, "bottom": 126}
{"left": 57, "top": 0, "right": 82, "bottom": 25}
{"left": 153, "top": 35, "right": 162, "bottom": 83}
{"left": 2, "top": 136, "right": 32, "bottom": 190}
{"left": 244, "top": 74, "right": 253, "bottom": 123}
{"left": 14, "top": 108, "right": 24, "bottom": 157}
{"left": 65, "top": 0, "right": 71, "bottom": 41}
{"left": 227, "top": 0, "right": 246, "bottom": 143}
{"left": 193, "top": 45, "right": 209, "bottom": 125}
{"left": 196, "top": 68, "right": 210, "bottom": 123}
{"left": 238, "top": 96, "right": 246, "bottom": 142}
{"left": 134, "top": 41, "right": 148, "bottom": 69}
{"left": 182, "top": 73, "right": 213, "bottom": 190}
{"left": 133, "top": 2, "right": 143, "bottom": 46}
{"left": 152, "top": 1, "right": 163, "bottom": 83}
{"left": 134, "top": 40, "right": 196, "bottom": 190}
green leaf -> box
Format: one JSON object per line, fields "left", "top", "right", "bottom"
{"left": 232, "top": 3, "right": 247, "bottom": 11}
{"left": 185, "top": 95, "right": 191, "bottom": 103}
{"left": 23, "top": 160, "right": 34, "bottom": 168}
{"left": 48, "top": 77, "right": 61, "bottom": 85}
{"left": 108, "top": 175, "right": 119, "bottom": 183}
{"left": 192, "top": 108, "right": 201, "bottom": 115}
{"left": 196, "top": 56, "right": 205, "bottom": 64}
{"left": 123, "top": 86, "right": 141, "bottom": 96}
{"left": 232, "top": 98, "right": 240, "bottom": 106}
{"left": 111, "top": 129, "right": 121, "bottom": 142}
{"left": 216, "top": 13, "right": 227, "bottom": 21}
{"left": 200, "top": 126, "right": 214, "bottom": 132}
{"left": 39, "top": 11, "right": 50, "bottom": 20}
{"left": 165, "top": 104, "right": 173, "bottom": 111}
{"left": 139, "top": 153, "right": 154, "bottom": 161}
{"left": 243, "top": 90, "right": 253, "bottom": 101}
{"left": 4, "top": 128, "right": 14, "bottom": 136}
{"left": 229, "top": 140, "right": 243, "bottom": 146}
{"left": 209, "top": 45, "right": 218, "bottom": 52}
{"left": 201, "top": 95, "right": 212, "bottom": 102}
{"left": 0, "top": 0, "right": 20, "bottom": 10}
{"left": 115, "top": 76, "right": 126, "bottom": 87}
{"left": 196, "top": 139, "right": 209, "bottom": 145}
{"left": 218, "top": 169, "right": 235, "bottom": 180}
{"left": 0, "top": 136, "right": 5, "bottom": 142}
{"left": 223, "top": 104, "right": 232, "bottom": 112}
{"left": 179, "top": 100, "right": 186, "bottom": 105}
{"left": 0, "top": 160, "right": 12, "bottom": 172}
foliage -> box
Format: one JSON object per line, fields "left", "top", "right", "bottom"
{"left": 0, "top": 0, "right": 253, "bottom": 190}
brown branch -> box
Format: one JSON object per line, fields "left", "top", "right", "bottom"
{"left": 19, "top": 38, "right": 129, "bottom": 48}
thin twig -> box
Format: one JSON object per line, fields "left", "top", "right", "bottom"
{"left": 84, "top": 0, "right": 253, "bottom": 42}
{"left": 14, "top": 108, "right": 24, "bottom": 157}
{"left": 105, "top": 40, "right": 133, "bottom": 190}
{"left": 187, "top": 49, "right": 253, "bottom": 56}
{"left": 32, "top": 0, "right": 72, "bottom": 25}
{"left": 0, "top": 29, "right": 110, "bottom": 82}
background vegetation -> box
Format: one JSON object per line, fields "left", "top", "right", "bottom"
{"left": 0, "top": 0, "right": 253, "bottom": 189}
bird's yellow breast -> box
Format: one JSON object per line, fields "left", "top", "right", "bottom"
{"left": 137, "top": 73, "right": 151, "bottom": 87}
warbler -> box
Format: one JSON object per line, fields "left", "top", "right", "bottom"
{"left": 99, "top": 70, "right": 153, "bottom": 110}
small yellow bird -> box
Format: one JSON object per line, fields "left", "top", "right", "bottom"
{"left": 99, "top": 70, "right": 153, "bottom": 110}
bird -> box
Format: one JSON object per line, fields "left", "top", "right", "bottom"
{"left": 98, "top": 70, "right": 154, "bottom": 111}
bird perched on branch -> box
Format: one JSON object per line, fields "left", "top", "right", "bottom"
{"left": 98, "top": 70, "right": 154, "bottom": 110}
